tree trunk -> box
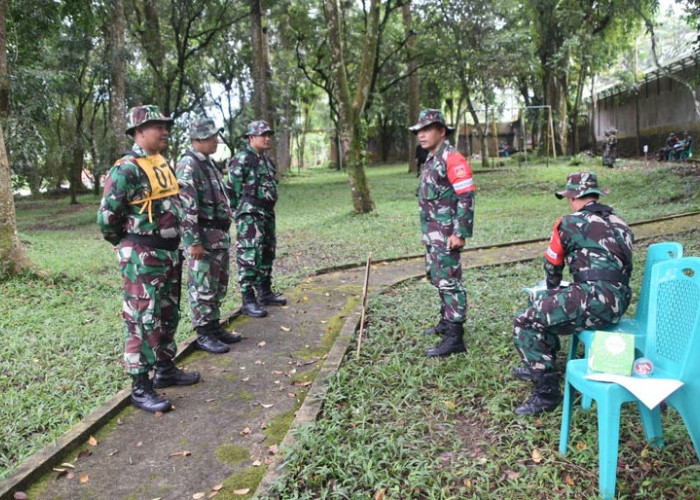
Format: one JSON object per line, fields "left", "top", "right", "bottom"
{"left": 0, "top": 0, "right": 8, "bottom": 116}
{"left": 108, "top": 0, "right": 127, "bottom": 166}
{"left": 324, "top": 0, "right": 376, "bottom": 213}
{"left": 0, "top": 123, "right": 28, "bottom": 277}
{"left": 402, "top": 1, "right": 420, "bottom": 174}
{"left": 545, "top": 71, "right": 568, "bottom": 156}
{"left": 143, "top": 0, "right": 166, "bottom": 111}
{"left": 251, "top": 0, "right": 272, "bottom": 122}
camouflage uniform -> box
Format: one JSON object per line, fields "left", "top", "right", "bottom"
{"left": 512, "top": 171, "right": 633, "bottom": 415}
{"left": 97, "top": 111, "right": 181, "bottom": 376}
{"left": 410, "top": 109, "right": 475, "bottom": 357}
{"left": 414, "top": 114, "right": 475, "bottom": 324}
{"left": 227, "top": 121, "right": 279, "bottom": 302}
{"left": 176, "top": 119, "right": 232, "bottom": 330}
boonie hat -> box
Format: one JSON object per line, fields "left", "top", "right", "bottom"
{"left": 555, "top": 171, "right": 609, "bottom": 199}
{"left": 125, "top": 105, "right": 173, "bottom": 136}
{"left": 245, "top": 120, "right": 274, "bottom": 137}
{"left": 408, "top": 109, "right": 455, "bottom": 135}
{"left": 190, "top": 117, "right": 223, "bottom": 140}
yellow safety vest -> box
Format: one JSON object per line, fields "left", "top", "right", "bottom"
{"left": 118, "top": 154, "right": 180, "bottom": 223}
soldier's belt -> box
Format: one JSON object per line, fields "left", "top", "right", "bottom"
{"left": 125, "top": 233, "right": 180, "bottom": 251}
{"left": 572, "top": 269, "right": 629, "bottom": 286}
{"left": 198, "top": 218, "right": 231, "bottom": 231}
{"left": 242, "top": 195, "right": 276, "bottom": 210}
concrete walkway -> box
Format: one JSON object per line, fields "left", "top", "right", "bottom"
{"left": 2, "top": 212, "right": 698, "bottom": 500}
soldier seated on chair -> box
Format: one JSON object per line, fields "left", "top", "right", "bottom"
{"left": 511, "top": 172, "right": 634, "bottom": 416}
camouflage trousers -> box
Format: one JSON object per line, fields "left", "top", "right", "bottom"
{"left": 117, "top": 242, "right": 180, "bottom": 375}
{"left": 425, "top": 244, "right": 467, "bottom": 323}
{"left": 235, "top": 212, "right": 276, "bottom": 293}
{"left": 513, "top": 282, "right": 631, "bottom": 371}
{"left": 186, "top": 248, "right": 230, "bottom": 328}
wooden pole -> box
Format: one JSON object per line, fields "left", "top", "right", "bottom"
{"left": 355, "top": 253, "right": 372, "bottom": 358}
{"left": 549, "top": 105, "right": 557, "bottom": 160}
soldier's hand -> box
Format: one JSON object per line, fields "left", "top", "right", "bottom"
{"left": 447, "top": 235, "right": 465, "bottom": 250}
{"left": 190, "top": 244, "right": 205, "bottom": 260}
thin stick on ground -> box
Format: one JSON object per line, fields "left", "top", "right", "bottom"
{"left": 356, "top": 253, "right": 372, "bottom": 357}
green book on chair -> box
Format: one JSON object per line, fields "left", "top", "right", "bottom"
{"left": 587, "top": 331, "right": 635, "bottom": 376}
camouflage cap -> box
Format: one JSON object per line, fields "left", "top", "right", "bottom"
{"left": 125, "top": 105, "right": 173, "bottom": 136}
{"left": 408, "top": 109, "right": 455, "bottom": 134}
{"left": 189, "top": 116, "right": 223, "bottom": 140}
{"left": 244, "top": 120, "right": 274, "bottom": 137}
{"left": 555, "top": 171, "right": 609, "bottom": 199}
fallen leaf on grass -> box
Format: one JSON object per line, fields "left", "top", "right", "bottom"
{"left": 208, "top": 492, "right": 219, "bottom": 498}
{"left": 288, "top": 392, "right": 297, "bottom": 398}
{"left": 169, "top": 450, "right": 192, "bottom": 457}
{"left": 443, "top": 400, "right": 456, "bottom": 410}
{"left": 257, "top": 341, "right": 266, "bottom": 347}
{"left": 117, "top": 418, "right": 124, "bottom": 425}
{"left": 374, "top": 488, "right": 386, "bottom": 500}
{"left": 280, "top": 326, "right": 291, "bottom": 332}
{"left": 136, "top": 441, "right": 143, "bottom": 447}
{"left": 193, "top": 493, "right": 205, "bottom": 499}
{"left": 53, "top": 468, "right": 68, "bottom": 477}
{"left": 211, "top": 484, "right": 223, "bottom": 492}
{"left": 233, "top": 489, "right": 250, "bottom": 495}
{"left": 60, "top": 462, "right": 75, "bottom": 468}
{"left": 206, "top": 398, "right": 217, "bottom": 403}
{"left": 273, "top": 370, "right": 283, "bottom": 374}
{"left": 268, "top": 444, "right": 278, "bottom": 455}
{"left": 87, "top": 436, "right": 98, "bottom": 446}
{"left": 463, "top": 478, "right": 472, "bottom": 488}
{"left": 252, "top": 460, "right": 262, "bottom": 467}
{"left": 242, "top": 377, "right": 250, "bottom": 382}
{"left": 531, "top": 448, "right": 543, "bottom": 463}
{"left": 565, "top": 474, "right": 574, "bottom": 486}
{"left": 154, "top": 411, "right": 164, "bottom": 417}
{"left": 79, "top": 473, "right": 89, "bottom": 484}
{"left": 13, "top": 493, "right": 28, "bottom": 500}
{"left": 108, "top": 449, "right": 119, "bottom": 456}
{"left": 77, "top": 449, "right": 92, "bottom": 459}
{"left": 575, "top": 441, "right": 587, "bottom": 451}
{"left": 240, "top": 427, "right": 251, "bottom": 435}
{"left": 504, "top": 469, "right": 520, "bottom": 480}
{"left": 255, "top": 360, "right": 263, "bottom": 365}
{"left": 261, "top": 403, "right": 274, "bottom": 408}
{"left": 292, "top": 381, "right": 311, "bottom": 387}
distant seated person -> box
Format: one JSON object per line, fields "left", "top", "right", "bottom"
{"left": 671, "top": 131, "right": 693, "bottom": 161}
{"left": 656, "top": 132, "right": 678, "bottom": 161}
{"left": 498, "top": 141, "right": 510, "bottom": 157}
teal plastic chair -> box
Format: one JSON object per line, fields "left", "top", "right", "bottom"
{"left": 568, "top": 242, "right": 684, "bottom": 367}
{"left": 559, "top": 257, "right": 700, "bottom": 500}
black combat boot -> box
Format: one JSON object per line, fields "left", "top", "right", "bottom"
{"left": 424, "top": 318, "right": 447, "bottom": 336}
{"left": 256, "top": 279, "right": 287, "bottom": 306}
{"left": 131, "top": 372, "right": 172, "bottom": 413}
{"left": 153, "top": 360, "right": 201, "bottom": 389}
{"left": 426, "top": 322, "right": 467, "bottom": 358}
{"left": 514, "top": 371, "right": 562, "bottom": 416}
{"left": 215, "top": 322, "right": 242, "bottom": 344}
{"left": 512, "top": 364, "right": 538, "bottom": 382}
{"left": 195, "top": 323, "right": 230, "bottom": 354}
{"left": 241, "top": 289, "right": 268, "bottom": 317}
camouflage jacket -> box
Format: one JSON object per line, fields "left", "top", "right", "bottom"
{"left": 226, "top": 144, "right": 278, "bottom": 217}
{"left": 418, "top": 140, "right": 475, "bottom": 246}
{"left": 544, "top": 201, "right": 633, "bottom": 289}
{"left": 97, "top": 144, "right": 181, "bottom": 246}
{"left": 176, "top": 148, "right": 232, "bottom": 250}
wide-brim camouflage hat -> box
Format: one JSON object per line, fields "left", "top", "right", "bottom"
{"left": 126, "top": 105, "right": 173, "bottom": 136}
{"left": 555, "top": 171, "right": 609, "bottom": 199}
{"left": 244, "top": 120, "right": 274, "bottom": 137}
{"left": 408, "top": 108, "right": 455, "bottom": 135}
{"left": 190, "top": 117, "right": 223, "bottom": 139}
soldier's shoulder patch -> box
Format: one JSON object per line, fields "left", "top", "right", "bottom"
{"left": 446, "top": 152, "right": 474, "bottom": 194}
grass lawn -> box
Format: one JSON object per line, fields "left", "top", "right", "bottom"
{"left": 2, "top": 156, "right": 700, "bottom": 483}
{"left": 264, "top": 228, "right": 700, "bottom": 499}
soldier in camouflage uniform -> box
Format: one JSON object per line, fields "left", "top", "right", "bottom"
{"left": 410, "top": 109, "right": 475, "bottom": 357}
{"left": 512, "top": 172, "right": 633, "bottom": 415}
{"left": 176, "top": 117, "right": 241, "bottom": 354}
{"left": 227, "top": 120, "right": 286, "bottom": 318}
{"left": 98, "top": 105, "right": 200, "bottom": 414}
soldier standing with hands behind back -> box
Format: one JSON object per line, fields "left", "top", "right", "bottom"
{"left": 176, "top": 117, "right": 241, "bottom": 355}
{"left": 410, "top": 109, "right": 475, "bottom": 358}
{"left": 227, "top": 120, "right": 286, "bottom": 318}
{"left": 98, "top": 105, "right": 200, "bottom": 414}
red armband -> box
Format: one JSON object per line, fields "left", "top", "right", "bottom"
{"left": 545, "top": 218, "right": 564, "bottom": 265}
{"left": 446, "top": 152, "right": 474, "bottom": 194}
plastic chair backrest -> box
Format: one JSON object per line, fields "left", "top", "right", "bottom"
{"left": 635, "top": 242, "right": 684, "bottom": 327}
{"left": 644, "top": 257, "right": 700, "bottom": 381}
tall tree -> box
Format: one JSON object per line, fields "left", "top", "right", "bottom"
{"left": 324, "top": 0, "right": 378, "bottom": 213}
{"left": 107, "top": 0, "right": 127, "bottom": 165}
{"left": 0, "top": 0, "right": 28, "bottom": 277}
{"left": 251, "top": 0, "right": 272, "bottom": 122}
{"left": 402, "top": 0, "right": 420, "bottom": 174}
